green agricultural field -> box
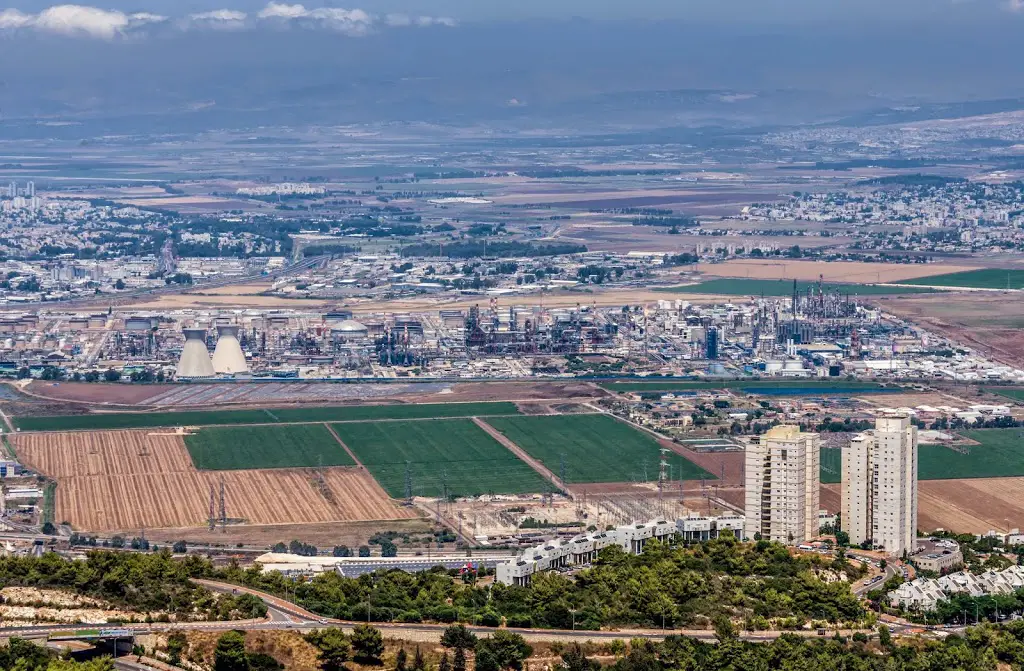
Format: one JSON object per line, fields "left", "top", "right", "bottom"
{"left": 903, "top": 268, "right": 1024, "bottom": 290}
{"left": 184, "top": 424, "right": 355, "bottom": 470}
{"left": 821, "top": 448, "right": 842, "bottom": 484}
{"left": 820, "top": 429, "right": 1024, "bottom": 482}
{"left": 983, "top": 387, "right": 1024, "bottom": 402}
{"left": 601, "top": 380, "right": 888, "bottom": 393}
{"left": 655, "top": 278, "right": 939, "bottom": 297}
{"left": 483, "top": 414, "right": 714, "bottom": 484}
{"left": 12, "top": 401, "right": 520, "bottom": 432}
{"left": 917, "top": 429, "right": 1024, "bottom": 480}
{"left": 331, "top": 419, "right": 550, "bottom": 498}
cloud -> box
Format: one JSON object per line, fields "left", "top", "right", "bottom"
{"left": 0, "top": 2, "right": 455, "bottom": 39}
{"left": 257, "top": 2, "right": 373, "bottom": 34}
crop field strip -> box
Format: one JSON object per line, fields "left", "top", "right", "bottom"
{"left": 184, "top": 423, "right": 355, "bottom": 470}
{"left": 902, "top": 268, "right": 1024, "bottom": 289}
{"left": 12, "top": 401, "right": 522, "bottom": 432}
{"left": 482, "top": 414, "right": 715, "bottom": 484}
{"left": 654, "top": 278, "right": 939, "bottom": 297}
{"left": 331, "top": 418, "right": 552, "bottom": 498}
{"left": 12, "top": 430, "right": 413, "bottom": 531}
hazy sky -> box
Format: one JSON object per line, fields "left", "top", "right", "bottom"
{"left": 4, "top": 0, "right": 1022, "bottom": 22}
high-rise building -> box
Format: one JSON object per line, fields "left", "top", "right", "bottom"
{"left": 743, "top": 425, "right": 821, "bottom": 544}
{"left": 706, "top": 327, "right": 719, "bottom": 360}
{"left": 842, "top": 416, "right": 918, "bottom": 557}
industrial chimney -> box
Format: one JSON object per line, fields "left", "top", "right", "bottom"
{"left": 176, "top": 328, "right": 215, "bottom": 379}
{"left": 212, "top": 325, "right": 248, "bottom": 374}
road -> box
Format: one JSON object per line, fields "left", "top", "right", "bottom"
{"left": 3, "top": 579, "right": 956, "bottom": 645}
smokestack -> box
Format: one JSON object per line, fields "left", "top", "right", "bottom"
{"left": 212, "top": 325, "right": 248, "bottom": 374}
{"left": 176, "top": 329, "right": 215, "bottom": 379}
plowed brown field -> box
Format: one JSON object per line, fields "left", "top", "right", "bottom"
{"left": 13, "top": 430, "right": 415, "bottom": 532}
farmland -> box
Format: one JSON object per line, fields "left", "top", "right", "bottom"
{"left": 332, "top": 418, "right": 551, "bottom": 498}
{"left": 917, "top": 429, "right": 1024, "bottom": 480}
{"left": 903, "top": 268, "right": 1024, "bottom": 290}
{"left": 601, "top": 379, "right": 888, "bottom": 393}
{"left": 655, "top": 278, "right": 938, "bottom": 297}
{"left": 482, "top": 414, "right": 714, "bottom": 484}
{"left": 12, "top": 401, "right": 521, "bottom": 432}
{"left": 984, "top": 387, "right": 1024, "bottom": 402}
{"left": 820, "top": 429, "right": 1024, "bottom": 484}
{"left": 12, "top": 430, "right": 412, "bottom": 531}
{"left": 184, "top": 424, "right": 354, "bottom": 470}
{"left": 697, "top": 259, "right": 973, "bottom": 283}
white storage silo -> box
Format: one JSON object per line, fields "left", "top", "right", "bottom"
{"left": 212, "top": 325, "right": 248, "bottom": 374}
{"left": 176, "top": 328, "right": 215, "bottom": 379}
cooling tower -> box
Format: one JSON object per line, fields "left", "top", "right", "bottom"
{"left": 212, "top": 325, "right": 248, "bottom": 374}
{"left": 176, "top": 328, "right": 215, "bottom": 379}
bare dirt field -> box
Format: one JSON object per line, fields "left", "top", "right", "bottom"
{"left": 880, "top": 292, "right": 1024, "bottom": 369}
{"left": 141, "top": 518, "right": 433, "bottom": 548}
{"left": 407, "top": 381, "right": 607, "bottom": 404}
{"left": 698, "top": 259, "right": 975, "bottom": 283}
{"left": 23, "top": 381, "right": 176, "bottom": 406}
{"left": 13, "top": 431, "right": 416, "bottom": 532}
{"left": 823, "top": 478, "right": 1024, "bottom": 534}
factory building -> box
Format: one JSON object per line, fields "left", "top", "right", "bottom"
{"left": 842, "top": 416, "right": 918, "bottom": 557}
{"left": 175, "top": 328, "right": 215, "bottom": 379}
{"left": 495, "top": 516, "right": 744, "bottom": 586}
{"left": 743, "top": 425, "right": 820, "bottom": 545}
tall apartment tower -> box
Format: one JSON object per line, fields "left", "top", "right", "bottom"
{"left": 842, "top": 416, "right": 918, "bottom": 557}
{"left": 744, "top": 425, "right": 821, "bottom": 544}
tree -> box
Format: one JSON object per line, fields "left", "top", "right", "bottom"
{"left": 453, "top": 646, "right": 467, "bottom": 671}
{"left": 713, "top": 615, "right": 736, "bottom": 642}
{"left": 395, "top": 648, "right": 408, "bottom": 671}
{"left": 214, "top": 631, "right": 250, "bottom": 671}
{"left": 351, "top": 623, "right": 384, "bottom": 662}
{"left": 441, "top": 624, "right": 477, "bottom": 650}
{"left": 560, "top": 644, "right": 599, "bottom": 671}
{"left": 412, "top": 647, "right": 425, "bottom": 671}
{"left": 173, "top": 540, "right": 188, "bottom": 553}
{"left": 358, "top": 545, "right": 371, "bottom": 557}
{"left": 305, "top": 629, "right": 350, "bottom": 671}
{"left": 115, "top": 279, "right": 126, "bottom": 290}
{"left": 271, "top": 542, "right": 287, "bottom": 553}
{"left": 878, "top": 624, "right": 892, "bottom": 649}
{"left": 41, "top": 522, "right": 55, "bottom": 535}
{"left": 166, "top": 631, "right": 188, "bottom": 665}
{"left": 475, "top": 630, "right": 532, "bottom": 671}
{"left": 103, "top": 368, "right": 122, "bottom": 382}
{"left": 381, "top": 539, "right": 398, "bottom": 557}
{"left": 333, "top": 545, "right": 351, "bottom": 557}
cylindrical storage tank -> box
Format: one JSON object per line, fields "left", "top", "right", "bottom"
{"left": 176, "top": 328, "right": 215, "bottom": 379}
{"left": 212, "top": 325, "right": 248, "bottom": 374}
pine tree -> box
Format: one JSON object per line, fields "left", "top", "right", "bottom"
{"left": 453, "top": 646, "right": 467, "bottom": 671}
{"left": 413, "top": 646, "right": 425, "bottom": 671}
{"left": 438, "top": 652, "right": 452, "bottom": 671}
{"left": 395, "top": 648, "right": 408, "bottom": 671}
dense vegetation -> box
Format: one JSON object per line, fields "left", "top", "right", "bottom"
{"left": 580, "top": 624, "right": 1024, "bottom": 671}
{"left": 0, "top": 638, "right": 114, "bottom": 671}
{"left": 0, "top": 551, "right": 265, "bottom": 622}
{"left": 219, "top": 537, "right": 865, "bottom": 629}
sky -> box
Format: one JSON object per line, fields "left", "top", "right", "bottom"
{"left": 1, "top": 1, "right": 1023, "bottom": 131}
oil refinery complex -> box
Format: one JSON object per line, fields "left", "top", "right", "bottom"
{"left": 0, "top": 281, "right": 1020, "bottom": 384}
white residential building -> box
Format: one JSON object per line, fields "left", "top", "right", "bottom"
{"left": 842, "top": 416, "right": 918, "bottom": 557}
{"left": 743, "top": 425, "right": 820, "bottom": 545}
